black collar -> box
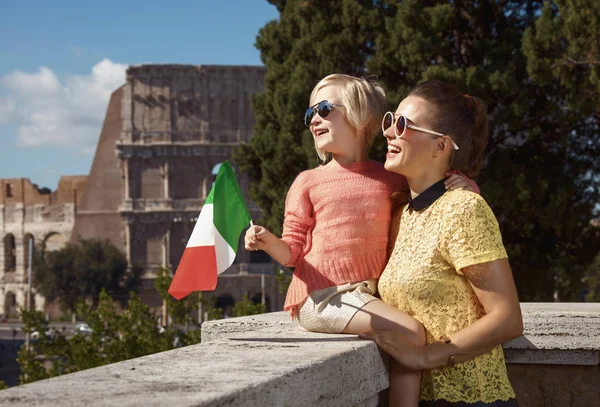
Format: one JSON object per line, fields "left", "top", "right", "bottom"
{"left": 408, "top": 178, "right": 448, "bottom": 211}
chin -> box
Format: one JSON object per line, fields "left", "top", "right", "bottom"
{"left": 315, "top": 139, "right": 332, "bottom": 152}
{"left": 384, "top": 158, "right": 402, "bottom": 173}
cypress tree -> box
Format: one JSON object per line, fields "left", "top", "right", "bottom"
{"left": 236, "top": 0, "right": 599, "bottom": 301}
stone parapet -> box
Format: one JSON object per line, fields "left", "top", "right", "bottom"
{"left": 504, "top": 303, "right": 599, "bottom": 365}
{"left": 1, "top": 303, "right": 598, "bottom": 406}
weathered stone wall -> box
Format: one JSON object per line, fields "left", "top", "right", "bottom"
{"left": 1, "top": 304, "right": 597, "bottom": 407}
{"left": 508, "top": 364, "right": 598, "bottom": 407}
{"left": 1, "top": 176, "right": 86, "bottom": 317}
{"left": 70, "top": 87, "right": 125, "bottom": 250}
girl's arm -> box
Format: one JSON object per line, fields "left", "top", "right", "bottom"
{"left": 245, "top": 226, "right": 292, "bottom": 265}
{"left": 445, "top": 170, "right": 480, "bottom": 194}
{"left": 245, "top": 172, "right": 314, "bottom": 267}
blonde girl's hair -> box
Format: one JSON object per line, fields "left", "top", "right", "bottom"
{"left": 309, "top": 74, "right": 387, "bottom": 163}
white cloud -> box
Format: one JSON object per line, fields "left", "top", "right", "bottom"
{"left": 0, "top": 98, "right": 16, "bottom": 121}
{"left": 0, "top": 59, "right": 128, "bottom": 150}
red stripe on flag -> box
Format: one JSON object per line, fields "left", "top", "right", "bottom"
{"left": 168, "top": 245, "right": 218, "bottom": 299}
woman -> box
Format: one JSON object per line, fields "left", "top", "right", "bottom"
{"left": 360, "top": 80, "right": 523, "bottom": 406}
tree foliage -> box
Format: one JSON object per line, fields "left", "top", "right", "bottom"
{"left": 17, "top": 289, "right": 179, "bottom": 384}
{"left": 154, "top": 267, "right": 220, "bottom": 337}
{"left": 235, "top": 0, "right": 600, "bottom": 301}
{"left": 33, "top": 239, "right": 144, "bottom": 311}
{"left": 231, "top": 294, "right": 267, "bottom": 317}
{"left": 523, "top": 0, "right": 600, "bottom": 114}
{"left": 17, "top": 267, "right": 271, "bottom": 385}
{"left": 583, "top": 253, "right": 600, "bottom": 301}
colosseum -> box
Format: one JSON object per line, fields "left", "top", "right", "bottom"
{"left": 0, "top": 64, "right": 284, "bottom": 320}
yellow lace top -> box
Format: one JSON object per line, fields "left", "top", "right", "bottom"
{"left": 378, "top": 189, "right": 516, "bottom": 403}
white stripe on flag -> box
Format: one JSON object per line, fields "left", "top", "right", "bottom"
{"left": 214, "top": 225, "right": 236, "bottom": 275}
{"left": 186, "top": 203, "right": 236, "bottom": 275}
{"left": 187, "top": 203, "right": 214, "bottom": 247}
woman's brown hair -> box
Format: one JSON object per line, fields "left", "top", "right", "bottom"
{"left": 408, "top": 80, "right": 489, "bottom": 178}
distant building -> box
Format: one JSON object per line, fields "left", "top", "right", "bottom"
{"left": 1, "top": 64, "right": 283, "bottom": 319}
{"left": 0, "top": 176, "right": 87, "bottom": 317}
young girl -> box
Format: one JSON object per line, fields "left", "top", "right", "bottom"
{"left": 244, "top": 74, "right": 477, "bottom": 407}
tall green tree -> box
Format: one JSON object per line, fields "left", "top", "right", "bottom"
{"left": 235, "top": 0, "right": 599, "bottom": 301}
{"left": 33, "top": 239, "right": 144, "bottom": 311}
{"left": 518, "top": 0, "right": 600, "bottom": 299}
{"left": 370, "top": 1, "right": 600, "bottom": 300}
{"left": 523, "top": 0, "right": 600, "bottom": 114}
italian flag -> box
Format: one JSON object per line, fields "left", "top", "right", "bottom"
{"left": 168, "top": 161, "right": 251, "bottom": 300}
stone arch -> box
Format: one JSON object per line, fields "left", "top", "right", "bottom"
{"left": 44, "top": 232, "right": 67, "bottom": 252}
{"left": 251, "top": 293, "right": 271, "bottom": 312}
{"left": 215, "top": 293, "right": 236, "bottom": 318}
{"left": 3, "top": 233, "right": 16, "bottom": 272}
{"left": 4, "top": 291, "right": 17, "bottom": 319}
{"left": 23, "top": 233, "right": 34, "bottom": 272}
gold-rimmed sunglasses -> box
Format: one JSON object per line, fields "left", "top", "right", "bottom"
{"left": 382, "top": 112, "right": 459, "bottom": 150}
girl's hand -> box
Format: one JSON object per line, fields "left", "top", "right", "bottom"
{"left": 359, "top": 331, "right": 429, "bottom": 371}
{"left": 244, "top": 225, "right": 273, "bottom": 251}
{"left": 445, "top": 172, "right": 475, "bottom": 192}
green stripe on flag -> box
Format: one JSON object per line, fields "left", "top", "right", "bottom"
{"left": 210, "top": 161, "right": 251, "bottom": 250}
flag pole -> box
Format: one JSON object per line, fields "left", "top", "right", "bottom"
{"left": 249, "top": 220, "right": 264, "bottom": 306}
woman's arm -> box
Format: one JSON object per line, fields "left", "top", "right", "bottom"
{"left": 360, "top": 258, "right": 522, "bottom": 370}
{"left": 422, "top": 258, "right": 523, "bottom": 368}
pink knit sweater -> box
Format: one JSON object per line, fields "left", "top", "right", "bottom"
{"left": 282, "top": 160, "right": 407, "bottom": 316}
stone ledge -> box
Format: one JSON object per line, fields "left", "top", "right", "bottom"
{"left": 202, "top": 303, "right": 600, "bottom": 365}
{"left": 1, "top": 303, "right": 598, "bottom": 406}
{"left": 503, "top": 303, "right": 600, "bottom": 366}
{"left": 0, "top": 314, "right": 387, "bottom": 407}
{"left": 201, "top": 311, "right": 294, "bottom": 342}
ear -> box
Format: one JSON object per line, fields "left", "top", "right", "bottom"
{"left": 433, "top": 137, "right": 451, "bottom": 157}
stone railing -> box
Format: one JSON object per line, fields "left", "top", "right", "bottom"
{"left": 1, "top": 303, "right": 598, "bottom": 406}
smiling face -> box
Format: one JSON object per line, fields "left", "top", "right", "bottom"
{"left": 309, "top": 85, "right": 358, "bottom": 157}
{"left": 383, "top": 95, "right": 440, "bottom": 177}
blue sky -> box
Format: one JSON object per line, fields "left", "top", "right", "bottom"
{"left": 0, "top": 0, "right": 279, "bottom": 189}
